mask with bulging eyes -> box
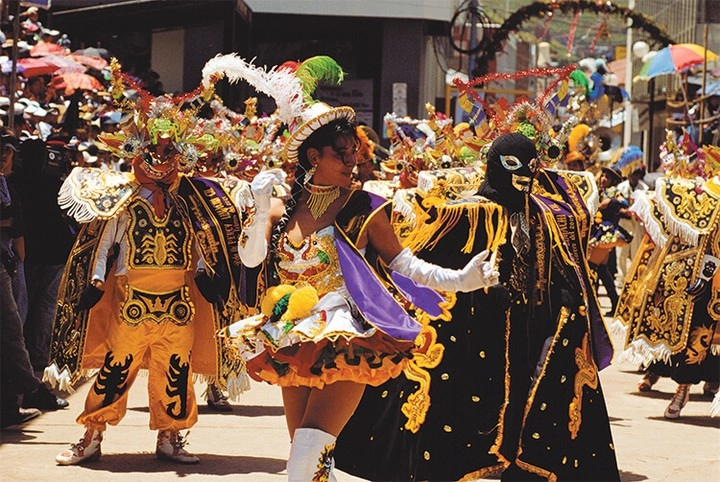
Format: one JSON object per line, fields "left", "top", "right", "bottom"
{"left": 136, "top": 136, "right": 179, "bottom": 181}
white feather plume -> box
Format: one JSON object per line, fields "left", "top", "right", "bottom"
{"left": 201, "top": 53, "right": 306, "bottom": 126}
{"left": 266, "top": 65, "right": 305, "bottom": 125}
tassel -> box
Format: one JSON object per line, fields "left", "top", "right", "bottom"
{"left": 43, "top": 363, "right": 77, "bottom": 393}
{"left": 617, "top": 339, "right": 672, "bottom": 368}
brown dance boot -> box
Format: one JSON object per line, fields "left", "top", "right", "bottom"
{"left": 664, "top": 383, "right": 691, "bottom": 419}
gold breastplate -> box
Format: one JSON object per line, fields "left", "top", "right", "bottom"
{"left": 275, "top": 226, "right": 344, "bottom": 297}
{"left": 126, "top": 197, "right": 192, "bottom": 270}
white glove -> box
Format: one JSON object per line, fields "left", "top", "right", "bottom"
{"left": 250, "top": 169, "right": 286, "bottom": 213}
{"left": 239, "top": 169, "right": 287, "bottom": 268}
{"left": 388, "top": 247, "right": 500, "bottom": 293}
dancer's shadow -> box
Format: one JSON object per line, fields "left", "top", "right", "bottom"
{"left": 128, "top": 404, "right": 285, "bottom": 417}
{"left": 646, "top": 415, "right": 720, "bottom": 428}
{"left": 619, "top": 470, "right": 648, "bottom": 481}
{"left": 79, "top": 453, "right": 286, "bottom": 476}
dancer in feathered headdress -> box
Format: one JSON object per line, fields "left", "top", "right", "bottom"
{"left": 613, "top": 129, "right": 720, "bottom": 420}
{"left": 208, "top": 54, "right": 499, "bottom": 482}
{"left": 50, "top": 58, "right": 250, "bottom": 466}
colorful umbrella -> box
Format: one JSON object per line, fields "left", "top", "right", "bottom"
{"left": 638, "top": 43, "right": 718, "bottom": 80}
{"left": 30, "top": 41, "right": 68, "bottom": 57}
{"left": 17, "top": 57, "right": 60, "bottom": 77}
{"left": 71, "top": 54, "right": 108, "bottom": 71}
{"left": 51, "top": 72, "right": 103, "bottom": 94}
{"left": 43, "top": 54, "right": 87, "bottom": 74}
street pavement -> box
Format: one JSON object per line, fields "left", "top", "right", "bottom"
{"left": 2, "top": 292, "right": 719, "bottom": 481}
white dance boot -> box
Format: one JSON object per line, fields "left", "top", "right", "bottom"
{"left": 156, "top": 430, "right": 200, "bottom": 464}
{"left": 286, "top": 428, "right": 337, "bottom": 482}
{"left": 55, "top": 427, "right": 103, "bottom": 465}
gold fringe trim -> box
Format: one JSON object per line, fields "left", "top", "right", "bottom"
{"left": 403, "top": 197, "right": 507, "bottom": 257}
{"left": 489, "top": 309, "right": 513, "bottom": 458}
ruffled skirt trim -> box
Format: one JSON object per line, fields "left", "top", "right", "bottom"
{"left": 240, "top": 290, "right": 416, "bottom": 388}
{"left": 247, "top": 333, "right": 415, "bottom": 388}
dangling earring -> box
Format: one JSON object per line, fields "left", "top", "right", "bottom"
{"left": 303, "top": 165, "right": 316, "bottom": 186}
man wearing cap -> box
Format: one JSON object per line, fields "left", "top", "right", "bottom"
{"left": 590, "top": 163, "right": 633, "bottom": 316}
{"left": 614, "top": 146, "right": 648, "bottom": 279}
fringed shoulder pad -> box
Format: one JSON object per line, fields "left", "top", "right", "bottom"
{"left": 57, "top": 166, "right": 138, "bottom": 223}
{"left": 630, "top": 190, "right": 668, "bottom": 247}
{"left": 654, "top": 177, "right": 720, "bottom": 246}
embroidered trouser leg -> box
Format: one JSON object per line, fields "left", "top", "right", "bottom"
{"left": 77, "top": 273, "right": 198, "bottom": 432}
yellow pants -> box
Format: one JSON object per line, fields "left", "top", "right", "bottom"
{"left": 78, "top": 270, "right": 198, "bottom": 432}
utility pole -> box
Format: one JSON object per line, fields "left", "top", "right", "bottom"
{"left": 8, "top": 0, "right": 20, "bottom": 130}
{"left": 468, "top": 0, "right": 479, "bottom": 79}
{"left": 623, "top": 0, "right": 636, "bottom": 148}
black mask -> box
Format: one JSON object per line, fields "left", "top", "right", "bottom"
{"left": 478, "top": 132, "right": 538, "bottom": 211}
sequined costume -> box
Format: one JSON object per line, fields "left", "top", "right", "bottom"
{"left": 613, "top": 176, "right": 720, "bottom": 384}
{"left": 336, "top": 166, "right": 619, "bottom": 481}
{"left": 231, "top": 189, "right": 447, "bottom": 389}
{"left": 45, "top": 168, "right": 249, "bottom": 432}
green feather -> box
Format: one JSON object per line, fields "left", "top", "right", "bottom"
{"left": 570, "top": 69, "right": 590, "bottom": 96}
{"left": 296, "top": 56, "right": 345, "bottom": 103}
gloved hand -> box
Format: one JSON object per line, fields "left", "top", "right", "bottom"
{"left": 686, "top": 254, "right": 720, "bottom": 299}
{"left": 78, "top": 283, "right": 104, "bottom": 311}
{"left": 250, "top": 169, "right": 286, "bottom": 213}
{"left": 240, "top": 169, "right": 287, "bottom": 268}
{"left": 195, "top": 269, "right": 224, "bottom": 305}
{"left": 389, "top": 248, "right": 499, "bottom": 293}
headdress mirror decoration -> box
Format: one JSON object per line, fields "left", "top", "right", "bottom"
{"left": 453, "top": 64, "right": 577, "bottom": 167}
{"left": 98, "top": 58, "right": 218, "bottom": 176}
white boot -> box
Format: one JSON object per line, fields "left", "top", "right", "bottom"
{"left": 711, "top": 391, "right": 720, "bottom": 418}
{"left": 287, "top": 428, "right": 337, "bottom": 482}
{"left": 55, "top": 427, "right": 103, "bottom": 465}
{"left": 156, "top": 430, "right": 200, "bottom": 464}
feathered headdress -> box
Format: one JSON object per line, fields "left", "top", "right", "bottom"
{"left": 659, "top": 129, "right": 709, "bottom": 179}
{"left": 98, "top": 57, "right": 217, "bottom": 173}
{"left": 615, "top": 145, "right": 645, "bottom": 178}
{"left": 200, "top": 54, "right": 354, "bottom": 163}
{"left": 453, "top": 65, "right": 576, "bottom": 166}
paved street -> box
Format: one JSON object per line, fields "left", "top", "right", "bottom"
{"left": 2, "top": 294, "right": 719, "bottom": 481}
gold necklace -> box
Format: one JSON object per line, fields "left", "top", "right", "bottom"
{"left": 305, "top": 182, "right": 340, "bottom": 220}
